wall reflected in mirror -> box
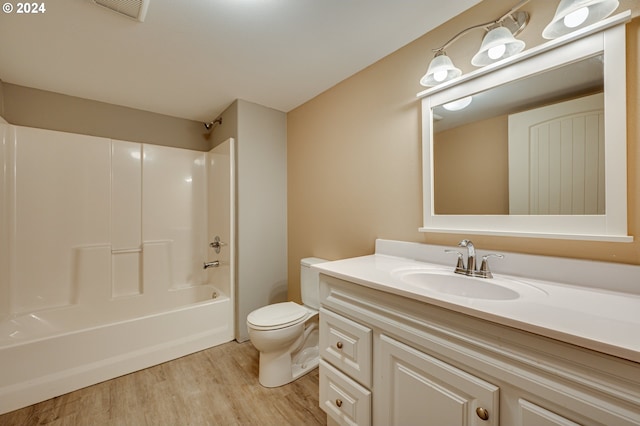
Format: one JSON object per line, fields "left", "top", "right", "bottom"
{"left": 432, "top": 55, "right": 604, "bottom": 215}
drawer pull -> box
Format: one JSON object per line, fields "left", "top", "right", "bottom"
{"left": 336, "top": 341, "right": 344, "bottom": 349}
{"left": 335, "top": 399, "right": 343, "bottom": 408}
{"left": 476, "top": 407, "right": 489, "bottom": 421}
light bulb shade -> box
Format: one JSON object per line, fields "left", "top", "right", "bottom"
{"left": 420, "top": 53, "right": 462, "bottom": 87}
{"left": 542, "top": 0, "right": 619, "bottom": 39}
{"left": 442, "top": 96, "right": 473, "bottom": 111}
{"left": 471, "top": 26, "right": 525, "bottom": 67}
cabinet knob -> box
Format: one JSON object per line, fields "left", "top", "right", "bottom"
{"left": 336, "top": 341, "right": 343, "bottom": 349}
{"left": 476, "top": 407, "right": 489, "bottom": 421}
{"left": 335, "top": 399, "right": 343, "bottom": 408}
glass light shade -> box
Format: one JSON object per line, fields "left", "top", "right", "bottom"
{"left": 471, "top": 26, "right": 525, "bottom": 67}
{"left": 420, "top": 53, "right": 462, "bottom": 87}
{"left": 542, "top": 0, "right": 619, "bottom": 39}
{"left": 442, "top": 96, "right": 473, "bottom": 111}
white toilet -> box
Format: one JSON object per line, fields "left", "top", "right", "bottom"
{"left": 247, "top": 257, "right": 327, "bottom": 387}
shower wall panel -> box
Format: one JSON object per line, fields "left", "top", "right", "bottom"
{"left": 142, "top": 145, "right": 208, "bottom": 290}
{"left": 1, "top": 125, "right": 219, "bottom": 317}
{"left": 0, "top": 125, "right": 11, "bottom": 320}
{"left": 111, "top": 140, "right": 143, "bottom": 298}
{"left": 13, "top": 126, "right": 111, "bottom": 313}
{"left": 207, "top": 139, "right": 235, "bottom": 300}
{"left": 111, "top": 141, "right": 142, "bottom": 251}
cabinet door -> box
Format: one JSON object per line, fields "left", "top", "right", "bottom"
{"left": 518, "top": 399, "right": 581, "bottom": 426}
{"left": 376, "top": 335, "right": 499, "bottom": 426}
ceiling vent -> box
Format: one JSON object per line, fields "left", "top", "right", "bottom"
{"left": 91, "top": 0, "right": 150, "bottom": 22}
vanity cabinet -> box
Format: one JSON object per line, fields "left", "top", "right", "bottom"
{"left": 377, "top": 334, "right": 499, "bottom": 425}
{"left": 318, "top": 274, "right": 640, "bottom": 426}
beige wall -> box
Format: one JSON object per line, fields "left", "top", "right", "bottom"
{"left": 287, "top": 0, "right": 640, "bottom": 303}
{"left": 1, "top": 82, "right": 212, "bottom": 151}
{"left": 434, "top": 114, "right": 508, "bottom": 214}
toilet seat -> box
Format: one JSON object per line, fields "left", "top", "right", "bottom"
{"left": 247, "top": 301, "right": 310, "bottom": 330}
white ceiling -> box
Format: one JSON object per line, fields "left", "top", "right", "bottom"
{"left": 0, "top": 0, "right": 481, "bottom": 122}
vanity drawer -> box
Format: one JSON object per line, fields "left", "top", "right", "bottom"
{"left": 320, "top": 308, "right": 372, "bottom": 387}
{"left": 320, "top": 359, "right": 371, "bottom": 426}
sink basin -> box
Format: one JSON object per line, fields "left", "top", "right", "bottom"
{"left": 391, "top": 267, "right": 546, "bottom": 300}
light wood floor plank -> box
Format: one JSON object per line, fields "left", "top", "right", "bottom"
{"left": 0, "top": 341, "right": 326, "bottom": 426}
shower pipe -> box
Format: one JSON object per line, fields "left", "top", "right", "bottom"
{"left": 204, "top": 117, "right": 223, "bottom": 131}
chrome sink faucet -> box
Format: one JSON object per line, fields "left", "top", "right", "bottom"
{"left": 458, "top": 239, "right": 476, "bottom": 273}
{"left": 445, "top": 239, "right": 503, "bottom": 278}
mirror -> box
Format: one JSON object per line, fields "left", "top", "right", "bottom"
{"left": 418, "top": 12, "right": 631, "bottom": 241}
{"left": 433, "top": 55, "right": 604, "bottom": 215}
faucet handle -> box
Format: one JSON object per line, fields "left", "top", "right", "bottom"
{"left": 478, "top": 254, "right": 504, "bottom": 278}
{"left": 445, "top": 249, "right": 466, "bottom": 274}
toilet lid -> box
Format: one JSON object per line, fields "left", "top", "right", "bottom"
{"left": 247, "top": 302, "right": 308, "bottom": 328}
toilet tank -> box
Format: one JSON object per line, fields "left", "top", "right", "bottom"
{"left": 300, "top": 257, "right": 327, "bottom": 310}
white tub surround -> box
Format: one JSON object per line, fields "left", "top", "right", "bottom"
{"left": 0, "top": 125, "right": 236, "bottom": 414}
{"left": 316, "top": 240, "right": 640, "bottom": 425}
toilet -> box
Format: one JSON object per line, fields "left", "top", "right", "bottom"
{"left": 247, "top": 257, "right": 327, "bottom": 387}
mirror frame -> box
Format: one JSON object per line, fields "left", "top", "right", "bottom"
{"left": 417, "top": 11, "right": 632, "bottom": 242}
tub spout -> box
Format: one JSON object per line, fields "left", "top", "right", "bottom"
{"left": 203, "top": 260, "right": 220, "bottom": 269}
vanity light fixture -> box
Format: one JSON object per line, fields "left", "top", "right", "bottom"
{"left": 542, "top": 0, "right": 619, "bottom": 39}
{"left": 471, "top": 25, "right": 526, "bottom": 66}
{"left": 420, "top": 0, "right": 530, "bottom": 87}
{"left": 420, "top": 51, "right": 462, "bottom": 86}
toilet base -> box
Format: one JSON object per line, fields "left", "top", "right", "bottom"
{"left": 291, "top": 346, "right": 319, "bottom": 384}
{"left": 258, "top": 347, "right": 319, "bottom": 388}
{"left": 291, "top": 346, "right": 319, "bottom": 379}
{"left": 257, "top": 325, "right": 320, "bottom": 388}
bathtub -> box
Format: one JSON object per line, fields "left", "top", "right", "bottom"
{"left": 0, "top": 285, "right": 233, "bottom": 415}
{"left": 1, "top": 125, "right": 237, "bottom": 414}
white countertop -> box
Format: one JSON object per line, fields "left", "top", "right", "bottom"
{"left": 314, "top": 252, "right": 640, "bottom": 364}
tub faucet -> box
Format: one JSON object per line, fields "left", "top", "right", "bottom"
{"left": 203, "top": 260, "right": 220, "bottom": 269}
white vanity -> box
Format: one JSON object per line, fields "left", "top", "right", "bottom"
{"left": 302, "top": 2, "right": 640, "bottom": 423}
{"left": 315, "top": 10, "right": 639, "bottom": 426}
{"left": 315, "top": 240, "right": 640, "bottom": 426}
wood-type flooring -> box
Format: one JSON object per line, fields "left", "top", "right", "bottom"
{"left": 0, "top": 341, "right": 326, "bottom": 426}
